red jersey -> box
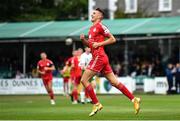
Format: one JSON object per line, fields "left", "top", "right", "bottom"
{"left": 37, "top": 59, "right": 53, "bottom": 80}
{"left": 71, "top": 56, "right": 82, "bottom": 77}
{"left": 67, "top": 57, "right": 72, "bottom": 66}
{"left": 88, "top": 22, "right": 110, "bottom": 58}
{"left": 67, "top": 57, "right": 73, "bottom": 75}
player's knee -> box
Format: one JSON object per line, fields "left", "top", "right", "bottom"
{"left": 110, "top": 81, "right": 116, "bottom": 87}
{"left": 47, "top": 88, "right": 52, "bottom": 93}
{"left": 110, "top": 81, "right": 119, "bottom": 87}
{"left": 80, "top": 78, "right": 84, "bottom": 84}
{"left": 81, "top": 76, "right": 87, "bottom": 83}
{"left": 81, "top": 80, "right": 89, "bottom": 88}
{"left": 80, "top": 77, "right": 83, "bottom": 82}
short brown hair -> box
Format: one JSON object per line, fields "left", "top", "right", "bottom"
{"left": 95, "top": 8, "right": 104, "bottom": 18}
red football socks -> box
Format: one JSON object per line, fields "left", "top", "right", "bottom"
{"left": 86, "top": 84, "right": 98, "bottom": 104}
{"left": 85, "top": 88, "right": 89, "bottom": 98}
{"left": 116, "top": 82, "right": 134, "bottom": 100}
{"left": 72, "top": 89, "right": 78, "bottom": 101}
{"left": 48, "top": 90, "right": 54, "bottom": 100}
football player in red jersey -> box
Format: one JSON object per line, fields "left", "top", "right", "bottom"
{"left": 37, "top": 52, "right": 56, "bottom": 105}
{"left": 70, "top": 50, "right": 82, "bottom": 104}
{"left": 80, "top": 8, "right": 141, "bottom": 116}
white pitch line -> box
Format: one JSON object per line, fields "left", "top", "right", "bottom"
{"left": 19, "top": 21, "right": 54, "bottom": 37}
{"left": 69, "top": 24, "right": 91, "bottom": 36}
{"left": 121, "top": 18, "right": 154, "bottom": 34}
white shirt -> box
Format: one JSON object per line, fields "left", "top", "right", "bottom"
{"left": 79, "top": 52, "right": 92, "bottom": 70}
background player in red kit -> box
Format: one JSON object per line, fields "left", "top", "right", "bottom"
{"left": 37, "top": 52, "right": 56, "bottom": 105}
{"left": 69, "top": 50, "right": 82, "bottom": 104}
{"left": 80, "top": 8, "right": 141, "bottom": 116}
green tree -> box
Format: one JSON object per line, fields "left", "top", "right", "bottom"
{"left": 56, "top": 0, "right": 88, "bottom": 20}
{"left": 0, "top": 0, "right": 88, "bottom": 22}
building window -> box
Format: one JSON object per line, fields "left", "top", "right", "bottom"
{"left": 125, "top": 0, "right": 137, "bottom": 13}
{"left": 159, "top": 0, "right": 172, "bottom": 12}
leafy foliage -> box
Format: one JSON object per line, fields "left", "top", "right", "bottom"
{"left": 0, "top": 0, "right": 88, "bottom": 22}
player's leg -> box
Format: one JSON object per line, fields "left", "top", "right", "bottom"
{"left": 64, "top": 82, "right": 68, "bottom": 96}
{"left": 167, "top": 79, "right": 173, "bottom": 94}
{"left": 80, "top": 90, "right": 85, "bottom": 104}
{"left": 76, "top": 76, "right": 82, "bottom": 102}
{"left": 84, "top": 88, "right": 90, "bottom": 103}
{"left": 81, "top": 69, "right": 97, "bottom": 103}
{"left": 69, "top": 77, "right": 74, "bottom": 102}
{"left": 178, "top": 80, "right": 180, "bottom": 94}
{"left": 63, "top": 78, "right": 66, "bottom": 95}
{"left": 83, "top": 77, "right": 95, "bottom": 103}
{"left": 80, "top": 70, "right": 88, "bottom": 103}
{"left": 66, "top": 78, "right": 70, "bottom": 96}
{"left": 91, "top": 77, "right": 96, "bottom": 93}
{"left": 104, "top": 72, "right": 140, "bottom": 114}
{"left": 72, "top": 75, "right": 82, "bottom": 104}
{"left": 64, "top": 77, "right": 69, "bottom": 96}
{"left": 43, "top": 79, "right": 55, "bottom": 105}
{"left": 175, "top": 79, "right": 180, "bottom": 93}
{"left": 175, "top": 79, "right": 178, "bottom": 93}
{"left": 104, "top": 72, "right": 134, "bottom": 100}
{"left": 47, "top": 80, "right": 55, "bottom": 105}
{"left": 72, "top": 87, "right": 78, "bottom": 104}
{"left": 71, "top": 77, "right": 78, "bottom": 104}
{"left": 84, "top": 77, "right": 96, "bottom": 103}
{"left": 81, "top": 69, "right": 103, "bottom": 116}
{"left": 85, "top": 77, "right": 96, "bottom": 103}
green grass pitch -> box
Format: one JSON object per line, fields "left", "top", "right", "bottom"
{"left": 0, "top": 94, "right": 180, "bottom": 120}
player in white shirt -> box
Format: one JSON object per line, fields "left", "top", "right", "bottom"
{"left": 79, "top": 47, "right": 96, "bottom": 103}
{"left": 79, "top": 47, "right": 92, "bottom": 69}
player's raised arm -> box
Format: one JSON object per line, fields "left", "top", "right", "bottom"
{"left": 80, "top": 34, "right": 89, "bottom": 46}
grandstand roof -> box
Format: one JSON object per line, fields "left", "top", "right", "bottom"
{"left": 0, "top": 16, "right": 180, "bottom": 42}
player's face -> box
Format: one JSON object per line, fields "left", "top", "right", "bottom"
{"left": 91, "top": 10, "right": 102, "bottom": 22}
{"left": 72, "top": 50, "right": 78, "bottom": 56}
{"left": 85, "top": 47, "right": 91, "bottom": 53}
{"left": 78, "top": 49, "right": 83, "bottom": 56}
{"left": 40, "top": 53, "right": 47, "bottom": 60}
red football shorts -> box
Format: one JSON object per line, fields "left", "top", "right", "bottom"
{"left": 63, "top": 77, "right": 69, "bottom": 83}
{"left": 42, "top": 77, "right": 52, "bottom": 86}
{"left": 87, "top": 54, "right": 112, "bottom": 74}
{"left": 75, "top": 75, "right": 81, "bottom": 86}
{"left": 71, "top": 75, "right": 81, "bottom": 86}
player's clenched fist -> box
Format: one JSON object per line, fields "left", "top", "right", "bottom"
{"left": 93, "top": 42, "right": 101, "bottom": 49}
